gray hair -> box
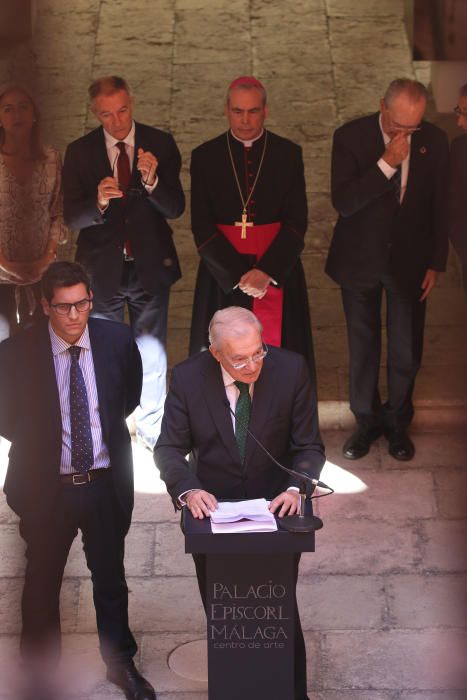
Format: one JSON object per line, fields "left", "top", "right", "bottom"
{"left": 89, "top": 76, "right": 131, "bottom": 105}
{"left": 383, "top": 78, "right": 428, "bottom": 107}
{"left": 208, "top": 307, "right": 263, "bottom": 349}
{"left": 227, "top": 82, "right": 267, "bottom": 107}
{"left": 459, "top": 83, "right": 467, "bottom": 98}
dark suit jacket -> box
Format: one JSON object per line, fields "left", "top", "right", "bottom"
{"left": 63, "top": 122, "right": 185, "bottom": 299}
{"left": 154, "top": 347, "right": 325, "bottom": 505}
{"left": 326, "top": 112, "right": 449, "bottom": 293}
{"left": 0, "top": 318, "right": 142, "bottom": 533}
{"left": 448, "top": 134, "right": 467, "bottom": 263}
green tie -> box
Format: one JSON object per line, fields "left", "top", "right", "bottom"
{"left": 234, "top": 381, "right": 251, "bottom": 461}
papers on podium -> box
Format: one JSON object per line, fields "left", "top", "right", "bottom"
{"left": 210, "top": 499, "right": 277, "bottom": 534}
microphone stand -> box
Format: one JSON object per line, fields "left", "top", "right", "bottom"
{"left": 277, "top": 479, "right": 324, "bottom": 534}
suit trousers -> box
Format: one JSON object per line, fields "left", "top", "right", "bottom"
{"left": 192, "top": 552, "right": 309, "bottom": 700}
{"left": 91, "top": 260, "right": 169, "bottom": 447}
{"left": 19, "top": 472, "right": 137, "bottom": 667}
{"left": 341, "top": 275, "right": 426, "bottom": 431}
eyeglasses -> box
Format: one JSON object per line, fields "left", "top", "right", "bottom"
{"left": 228, "top": 346, "right": 268, "bottom": 370}
{"left": 454, "top": 106, "right": 467, "bottom": 118}
{"left": 49, "top": 298, "right": 91, "bottom": 316}
{"left": 383, "top": 106, "right": 421, "bottom": 134}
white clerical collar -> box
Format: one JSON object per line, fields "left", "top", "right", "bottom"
{"left": 103, "top": 121, "right": 136, "bottom": 148}
{"left": 230, "top": 128, "right": 265, "bottom": 148}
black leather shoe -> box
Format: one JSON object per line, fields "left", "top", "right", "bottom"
{"left": 387, "top": 430, "right": 415, "bottom": 461}
{"left": 107, "top": 660, "right": 156, "bottom": 700}
{"left": 343, "top": 427, "right": 382, "bottom": 460}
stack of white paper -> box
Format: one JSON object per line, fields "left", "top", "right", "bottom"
{"left": 210, "top": 499, "right": 277, "bottom": 534}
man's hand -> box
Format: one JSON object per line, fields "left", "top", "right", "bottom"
{"left": 382, "top": 131, "right": 409, "bottom": 168}
{"left": 420, "top": 268, "right": 438, "bottom": 301}
{"left": 97, "top": 176, "right": 123, "bottom": 209}
{"left": 268, "top": 490, "right": 300, "bottom": 518}
{"left": 137, "top": 147, "right": 158, "bottom": 186}
{"left": 186, "top": 489, "right": 218, "bottom": 519}
{"left": 238, "top": 269, "right": 271, "bottom": 298}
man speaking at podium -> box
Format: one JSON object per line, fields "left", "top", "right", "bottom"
{"left": 154, "top": 306, "right": 325, "bottom": 700}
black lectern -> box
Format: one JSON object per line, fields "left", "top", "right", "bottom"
{"left": 183, "top": 508, "right": 319, "bottom": 700}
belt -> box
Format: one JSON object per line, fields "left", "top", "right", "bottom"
{"left": 60, "top": 468, "right": 111, "bottom": 485}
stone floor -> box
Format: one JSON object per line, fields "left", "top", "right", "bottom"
{"left": 1, "top": 428, "right": 467, "bottom": 700}
{"left": 0, "top": 0, "right": 466, "bottom": 697}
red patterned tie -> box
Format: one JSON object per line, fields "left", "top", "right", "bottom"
{"left": 116, "top": 142, "right": 133, "bottom": 258}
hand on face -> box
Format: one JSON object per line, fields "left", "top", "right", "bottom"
{"left": 382, "top": 131, "right": 410, "bottom": 168}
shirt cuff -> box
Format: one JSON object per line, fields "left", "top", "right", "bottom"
{"left": 178, "top": 488, "right": 198, "bottom": 506}
{"left": 144, "top": 175, "right": 158, "bottom": 193}
{"left": 287, "top": 486, "right": 299, "bottom": 493}
{"left": 377, "top": 158, "right": 397, "bottom": 180}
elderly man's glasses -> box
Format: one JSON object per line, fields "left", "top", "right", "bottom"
{"left": 50, "top": 298, "right": 91, "bottom": 316}
{"left": 228, "top": 345, "right": 268, "bottom": 370}
{"left": 454, "top": 106, "right": 467, "bottom": 118}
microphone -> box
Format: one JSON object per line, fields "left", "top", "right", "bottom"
{"left": 227, "top": 403, "right": 332, "bottom": 533}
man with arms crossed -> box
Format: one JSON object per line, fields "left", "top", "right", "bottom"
{"left": 155, "top": 306, "right": 325, "bottom": 700}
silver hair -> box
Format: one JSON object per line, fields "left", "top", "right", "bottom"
{"left": 383, "top": 78, "right": 428, "bottom": 107}
{"left": 208, "top": 307, "right": 263, "bottom": 349}
{"left": 226, "top": 82, "right": 267, "bottom": 106}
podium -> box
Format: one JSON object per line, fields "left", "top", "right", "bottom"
{"left": 182, "top": 508, "right": 320, "bottom": 700}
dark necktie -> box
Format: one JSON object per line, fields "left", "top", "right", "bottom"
{"left": 392, "top": 164, "right": 402, "bottom": 203}
{"left": 116, "top": 141, "right": 133, "bottom": 257}
{"left": 234, "top": 381, "right": 251, "bottom": 462}
{"left": 116, "top": 141, "right": 131, "bottom": 193}
{"left": 69, "top": 346, "right": 93, "bottom": 473}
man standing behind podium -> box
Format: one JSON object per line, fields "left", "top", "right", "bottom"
{"left": 189, "top": 76, "right": 315, "bottom": 378}
{"left": 155, "top": 306, "right": 325, "bottom": 700}
{"left": 63, "top": 76, "right": 185, "bottom": 449}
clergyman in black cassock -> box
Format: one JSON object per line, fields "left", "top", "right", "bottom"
{"left": 189, "top": 76, "right": 315, "bottom": 378}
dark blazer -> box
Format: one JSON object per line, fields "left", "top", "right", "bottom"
{"left": 448, "top": 134, "right": 467, "bottom": 263}
{"left": 63, "top": 122, "right": 185, "bottom": 299}
{"left": 154, "top": 347, "right": 325, "bottom": 505}
{"left": 0, "top": 318, "right": 142, "bottom": 533}
{"left": 326, "top": 112, "right": 449, "bottom": 293}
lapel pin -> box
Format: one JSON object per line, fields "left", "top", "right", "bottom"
{"left": 420, "top": 146, "right": 427, "bottom": 154}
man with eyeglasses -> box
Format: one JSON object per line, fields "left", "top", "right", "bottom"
{"left": 326, "top": 78, "right": 449, "bottom": 461}
{"left": 0, "top": 261, "right": 158, "bottom": 699}
{"left": 449, "top": 83, "right": 467, "bottom": 296}
{"left": 188, "top": 76, "right": 316, "bottom": 381}
{"left": 63, "top": 76, "right": 185, "bottom": 450}
{"left": 155, "top": 306, "right": 324, "bottom": 700}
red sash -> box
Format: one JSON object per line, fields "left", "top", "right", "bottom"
{"left": 217, "top": 222, "right": 283, "bottom": 347}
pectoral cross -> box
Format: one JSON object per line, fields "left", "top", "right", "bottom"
{"left": 235, "top": 210, "right": 253, "bottom": 239}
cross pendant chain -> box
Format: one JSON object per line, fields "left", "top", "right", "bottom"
{"left": 235, "top": 210, "right": 254, "bottom": 239}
